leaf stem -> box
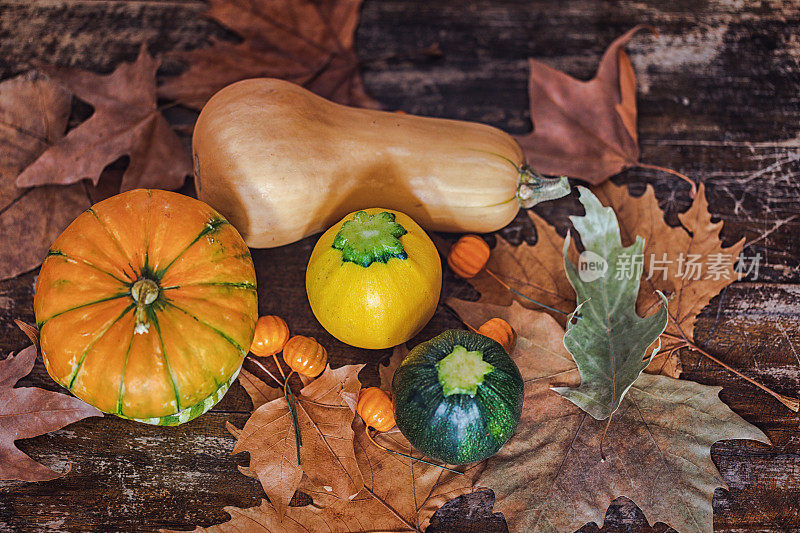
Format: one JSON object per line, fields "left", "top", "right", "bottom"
{"left": 285, "top": 372, "right": 303, "bottom": 464}
{"left": 245, "top": 356, "right": 284, "bottom": 388}
{"left": 484, "top": 268, "right": 570, "bottom": 315}
{"left": 365, "top": 427, "right": 464, "bottom": 475}
{"left": 661, "top": 332, "right": 799, "bottom": 412}
{"left": 245, "top": 355, "right": 304, "bottom": 463}
{"left": 599, "top": 413, "right": 613, "bottom": 462}
{"left": 635, "top": 162, "right": 698, "bottom": 198}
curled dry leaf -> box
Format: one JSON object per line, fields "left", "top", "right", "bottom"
{"left": 0, "top": 71, "right": 92, "bottom": 281}
{"left": 229, "top": 364, "right": 365, "bottom": 518}
{"left": 458, "top": 181, "right": 744, "bottom": 378}
{"left": 158, "top": 0, "right": 380, "bottom": 110}
{"left": 17, "top": 46, "right": 191, "bottom": 192}
{"left": 448, "top": 299, "right": 769, "bottom": 533}
{"left": 1, "top": 342, "right": 103, "bottom": 482}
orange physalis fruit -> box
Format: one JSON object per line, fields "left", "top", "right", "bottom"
{"left": 357, "top": 387, "right": 396, "bottom": 432}
{"left": 447, "top": 234, "right": 490, "bottom": 279}
{"left": 282, "top": 335, "right": 327, "bottom": 378}
{"left": 250, "top": 315, "right": 290, "bottom": 357}
{"left": 478, "top": 318, "right": 517, "bottom": 353}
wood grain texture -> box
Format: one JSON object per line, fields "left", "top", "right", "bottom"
{"left": 1, "top": 0, "right": 799, "bottom": 531}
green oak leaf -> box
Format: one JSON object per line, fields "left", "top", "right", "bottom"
{"left": 553, "top": 187, "right": 668, "bottom": 420}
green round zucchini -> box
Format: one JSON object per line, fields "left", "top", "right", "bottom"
{"left": 391, "top": 329, "right": 524, "bottom": 464}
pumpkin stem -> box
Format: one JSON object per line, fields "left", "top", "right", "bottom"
{"left": 332, "top": 210, "right": 408, "bottom": 267}
{"left": 516, "top": 166, "right": 570, "bottom": 208}
{"left": 131, "top": 278, "right": 160, "bottom": 334}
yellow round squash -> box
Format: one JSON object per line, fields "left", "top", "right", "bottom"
{"left": 306, "top": 208, "right": 441, "bottom": 349}
{"left": 34, "top": 189, "right": 258, "bottom": 425}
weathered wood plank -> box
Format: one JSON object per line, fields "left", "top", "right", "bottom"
{"left": 1, "top": 0, "right": 799, "bottom": 531}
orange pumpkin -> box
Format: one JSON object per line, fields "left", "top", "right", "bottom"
{"left": 478, "top": 318, "right": 517, "bottom": 353}
{"left": 250, "top": 315, "right": 290, "bottom": 357}
{"left": 357, "top": 387, "right": 396, "bottom": 432}
{"left": 34, "top": 189, "right": 258, "bottom": 425}
{"left": 282, "top": 335, "right": 327, "bottom": 378}
{"left": 447, "top": 235, "right": 490, "bottom": 279}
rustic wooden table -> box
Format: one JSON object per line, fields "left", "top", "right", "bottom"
{"left": 1, "top": 1, "right": 799, "bottom": 531}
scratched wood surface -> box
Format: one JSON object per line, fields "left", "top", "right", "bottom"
{"left": 0, "top": 0, "right": 799, "bottom": 531}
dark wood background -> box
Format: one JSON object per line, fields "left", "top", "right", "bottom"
{"left": 1, "top": 0, "right": 799, "bottom": 531}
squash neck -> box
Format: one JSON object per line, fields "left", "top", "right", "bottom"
{"left": 436, "top": 345, "right": 494, "bottom": 397}
{"left": 332, "top": 210, "right": 408, "bottom": 267}
{"left": 516, "top": 166, "right": 571, "bottom": 208}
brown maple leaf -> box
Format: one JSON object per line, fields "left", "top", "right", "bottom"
{"left": 0, "top": 71, "right": 93, "bottom": 281}
{"left": 16, "top": 46, "right": 191, "bottom": 192}
{"left": 1, "top": 343, "right": 103, "bottom": 482}
{"left": 459, "top": 210, "right": 578, "bottom": 325}
{"left": 449, "top": 300, "right": 769, "bottom": 533}
{"left": 189, "top": 419, "right": 481, "bottom": 532}
{"left": 516, "top": 26, "right": 646, "bottom": 183}
{"left": 158, "top": 0, "right": 380, "bottom": 111}
{"left": 237, "top": 368, "right": 282, "bottom": 410}
{"left": 517, "top": 25, "right": 693, "bottom": 192}
{"left": 379, "top": 344, "right": 408, "bottom": 392}
{"left": 456, "top": 181, "right": 746, "bottom": 378}
{"left": 593, "top": 182, "right": 744, "bottom": 373}
{"left": 229, "top": 364, "right": 365, "bottom": 518}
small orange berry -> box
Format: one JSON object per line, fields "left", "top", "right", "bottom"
{"left": 357, "top": 387, "right": 396, "bottom": 432}
{"left": 478, "top": 318, "right": 517, "bottom": 353}
{"left": 447, "top": 235, "right": 490, "bottom": 279}
{"left": 250, "top": 315, "right": 290, "bottom": 357}
{"left": 282, "top": 335, "right": 327, "bottom": 378}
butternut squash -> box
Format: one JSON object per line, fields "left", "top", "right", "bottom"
{"left": 192, "top": 78, "right": 569, "bottom": 248}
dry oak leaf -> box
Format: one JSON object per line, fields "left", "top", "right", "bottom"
{"left": 158, "top": 0, "right": 379, "bottom": 110}
{"left": 460, "top": 182, "right": 743, "bottom": 378}
{"left": 17, "top": 46, "right": 191, "bottom": 192}
{"left": 304, "top": 417, "right": 484, "bottom": 532}
{"left": 449, "top": 299, "right": 769, "bottom": 533}
{"left": 517, "top": 25, "right": 648, "bottom": 183}
{"left": 228, "top": 363, "right": 365, "bottom": 518}
{"left": 0, "top": 71, "right": 92, "bottom": 281}
{"left": 1, "top": 345, "right": 103, "bottom": 481}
